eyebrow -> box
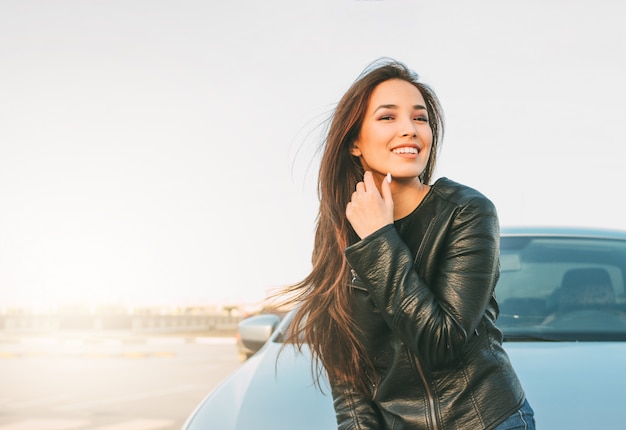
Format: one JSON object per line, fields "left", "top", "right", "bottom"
{"left": 373, "top": 104, "right": 427, "bottom": 112}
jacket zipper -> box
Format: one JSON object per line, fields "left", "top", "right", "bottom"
{"left": 352, "top": 270, "right": 440, "bottom": 429}
{"left": 413, "top": 353, "right": 440, "bottom": 430}
{"left": 412, "top": 218, "right": 440, "bottom": 430}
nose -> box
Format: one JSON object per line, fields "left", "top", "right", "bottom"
{"left": 400, "top": 118, "right": 418, "bottom": 137}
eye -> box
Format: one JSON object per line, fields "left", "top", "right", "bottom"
{"left": 413, "top": 111, "right": 429, "bottom": 122}
{"left": 379, "top": 115, "right": 394, "bottom": 121}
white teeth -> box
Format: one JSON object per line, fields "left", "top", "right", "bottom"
{"left": 392, "top": 147, "right": 418, "bottom": 154}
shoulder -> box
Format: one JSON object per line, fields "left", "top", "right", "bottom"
{"left": 429, "top": 177, "right": 497, "bottom": 215}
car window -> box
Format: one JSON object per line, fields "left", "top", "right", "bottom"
{"left": 275, "top": 236, "right": 626, "bottom": 344}
{"left": 496, "top": 236, "right": 626, "bottom": 340}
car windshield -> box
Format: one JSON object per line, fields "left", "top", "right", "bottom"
{"left": 497, "top": 235, "right": 626, "bottom": 341}
{"left": 274, "top": 235, "right": 626, "bottom": 344}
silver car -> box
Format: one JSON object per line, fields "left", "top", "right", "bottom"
{"left": 183, "top": 227, "right": 626, "bottom": 429}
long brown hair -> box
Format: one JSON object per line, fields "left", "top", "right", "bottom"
{"left": 278, "top": 58, "right": 444, "bottom": 395}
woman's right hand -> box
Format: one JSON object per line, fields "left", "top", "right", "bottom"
{"left": 346, "top": 171, "right": 394, "bottom": 239}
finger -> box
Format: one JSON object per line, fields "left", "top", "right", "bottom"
{"left": 381, "top": 172, "right": 393, "bottom": 205}
{"left": 363, "top": 171, "right": 378, "bottom": 194}
{"left": 355, "top": 181, "right": 366, "bottom": 194}
{"left": 350, "top": 191, "right": 358, "bottom": 205}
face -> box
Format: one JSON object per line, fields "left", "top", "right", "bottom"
{"left": 351, "top": 79, "right": 433, "bottom": 183}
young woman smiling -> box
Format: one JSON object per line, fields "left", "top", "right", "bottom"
{"left": 280, "top": 59, "right": 535, "bottom": 430}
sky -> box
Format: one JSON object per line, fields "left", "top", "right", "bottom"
{"left": 1, "top": 0, "right": 625, "bottom": 309}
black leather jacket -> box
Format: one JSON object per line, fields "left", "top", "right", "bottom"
{"left": 332, "top": 178, "right": 525, "bottom": 430}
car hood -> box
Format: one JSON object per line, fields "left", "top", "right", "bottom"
{"left": 185, "top": 340, "right": 626, "bottom": 429}
{"left": 183, "top": 341, "right": 336, "bottom": 430}
{"left": 505, "top": 342, "right": 626, "bottom": 429}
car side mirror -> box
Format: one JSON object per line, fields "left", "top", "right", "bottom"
{"left": 238, "top": 314, "right": 281, "bottom": 353}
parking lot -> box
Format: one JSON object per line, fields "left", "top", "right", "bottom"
{"left": 0, "top": 332, "right": 242, "bottom": 429}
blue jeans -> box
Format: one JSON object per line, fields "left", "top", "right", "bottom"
{"left": 493, "top": 399, "right": 535, "bottom": 430}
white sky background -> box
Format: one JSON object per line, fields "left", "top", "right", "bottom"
{"left": 1, "top": 0, "right": 625, "bottom": 308}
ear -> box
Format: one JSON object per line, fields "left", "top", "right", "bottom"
{"left": 350, "top": 143, "right": 361, "bottom": 157}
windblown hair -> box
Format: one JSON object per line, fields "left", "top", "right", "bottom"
{"left": 277, "top": 58, "right": 445, "bottom": 395}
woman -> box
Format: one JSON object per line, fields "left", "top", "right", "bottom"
{"left": 280, "top": 58, "right": 535, "bottom": 429}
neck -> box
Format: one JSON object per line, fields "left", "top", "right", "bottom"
{"left": 390, "top": 179, "right": 430, "bottom": 220}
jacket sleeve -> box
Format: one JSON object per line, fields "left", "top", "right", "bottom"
{"left": 330, "top": 379, "right": 382, "bottom": 430}
{"left": 344, "top": 196, "right": 500, "bottom": 369}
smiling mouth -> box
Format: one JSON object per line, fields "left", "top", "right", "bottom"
{"left": 392, "top": 147, "right": 418, "bottom": 154}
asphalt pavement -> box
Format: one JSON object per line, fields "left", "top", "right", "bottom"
{"left": 0, "top": 332, "right": 242, "bottom": 429}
